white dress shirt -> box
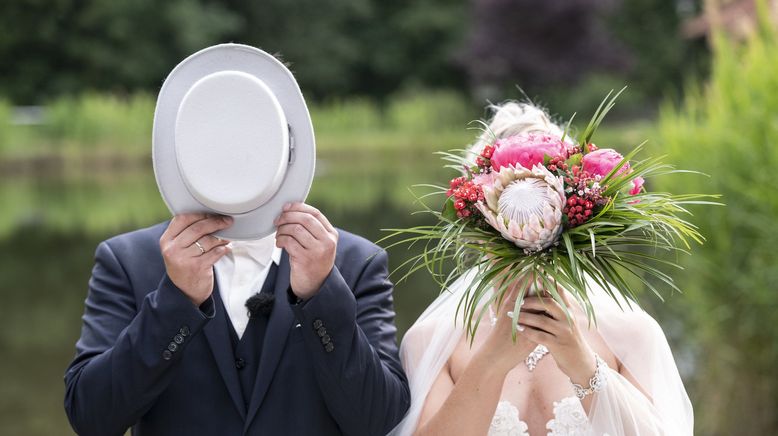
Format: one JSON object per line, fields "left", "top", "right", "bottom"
{"left": 214, "top": 233, "right": 283, "bottom": 339}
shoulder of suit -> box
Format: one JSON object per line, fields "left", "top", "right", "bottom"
{"left": 335, "top": 227, "right": 384, "bottom": 263}
{"left": 100, "top": 221, "right": 169, "bottom": 260}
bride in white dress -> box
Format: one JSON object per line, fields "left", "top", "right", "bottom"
{"left": 388, "top": 104, "right": 694, "bottom": 436}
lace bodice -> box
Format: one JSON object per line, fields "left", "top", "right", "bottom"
{"left": 489, "top": 398, "right": 604, "bottom": 436}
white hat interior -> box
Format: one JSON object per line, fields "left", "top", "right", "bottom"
{"left": 153, "top": 44, "right": 316, "bottom": 240}
{"left": 174, "top": 70, "right": 289, "bottom": 214}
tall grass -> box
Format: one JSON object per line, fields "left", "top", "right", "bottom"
{"left": 656, "top": 6, "right": 778, "bottom": 434}
{"left": 0, "top": 90, "right": 474, "bottom": 163}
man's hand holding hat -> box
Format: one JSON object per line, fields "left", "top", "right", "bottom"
{"left": 274, "top": 202, "right": 338, "bottom": 300}
{"left": 160, "top": 213, "right": 233, "bottom": 306}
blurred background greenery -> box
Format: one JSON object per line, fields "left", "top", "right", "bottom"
{"left": 0, "top": 0, "right": 775, "bottom": 435}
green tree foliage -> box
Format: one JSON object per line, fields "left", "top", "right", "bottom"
{"left": 220, "top": 0, "right": 467, "bottom": 100}
{"left": 0, "top": 0, "right": 467, "bottom": 103}
{"left": 464, "top": 0, "right": 630, "bottom": 93}
{"left": 656, "top": 8, "right": 778, "bottom": 434}
{"left": 0, "top": 0, "right": 241, "bottom": 103}
{"left": 608, "top": 0, "right": 708, "bottom": 99}
{"left": 0, "top": 0, "right": 702, "bottom": 105}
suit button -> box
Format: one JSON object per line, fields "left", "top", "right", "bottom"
{"left": 235, "top": 358, "right": 246, "bottom": 370}
{"left": 180, "top": 326, "right": 190, "bottom": 336}
{"left": 324, "top": 342, "right": 335, "bottom": 353}
{"left": 167, "top": 342, "right": 178, "bottom": 352}
{"left": 162, "top": 350, "right": 173, "bottom": 360}
{"left": 313, "top": 319, "right": 323, "bottom": 330}
{"left": 173, "top": 334, "right": 184, "bottom": 344}
{"left": 321, "top": 334, "right": 331, "bottom": 345}
{"left": 317, "top": 327, "right": 327, "bottom": 337}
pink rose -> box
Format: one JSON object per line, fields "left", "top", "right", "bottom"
{"left": 490, "top": 133, "right": 569, "bottom": 171}
{"left": 582, "top": 149, "right": 627, "bottom": 176}
{"left": 630, "top": 176, "right": 644, "bottom": 195}
{"left": 582, "top": 148, "right": 643, "bottom": 195}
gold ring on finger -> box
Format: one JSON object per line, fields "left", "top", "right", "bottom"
{"left": 194, "top": 240, "right": 205, "bottom": 255}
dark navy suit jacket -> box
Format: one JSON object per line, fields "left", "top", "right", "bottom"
{"left": 64, "top": 222, "right": 410, "bottom": 436}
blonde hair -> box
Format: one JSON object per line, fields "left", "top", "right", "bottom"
{"left": 470, "top": 102, "right": 565, "bottom": 156}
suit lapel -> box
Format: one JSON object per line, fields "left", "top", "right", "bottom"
{"left": 245, "top": 250, "right": 294, "bottom": 429}
{"left": 202, "top": 276, "right": 247, "bottom": 420}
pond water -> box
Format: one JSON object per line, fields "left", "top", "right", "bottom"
{"left": 0, "top": 152, "right": 449, "bottom": 435}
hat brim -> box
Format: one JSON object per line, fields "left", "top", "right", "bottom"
{"left": 152, "top": 44, "right": 315, "bottom": 240}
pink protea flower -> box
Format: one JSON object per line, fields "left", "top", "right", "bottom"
{"left": 490, "top": 133, "right": 570, "bottom": 172}
{"left": 472, "top": 171, "right": 496, "bottom": 187}
{"left": 582, "top": 148, "right": 643, "bottom": 195}
{"left": 476, "top": 164, "right": 566, "bottom": 253}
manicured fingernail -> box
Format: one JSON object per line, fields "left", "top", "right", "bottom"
{"left": 506, "top": 311, "right": 515, "bottom": 319}
{"left": 517, "top": 325, "right": 525, "bottom": 332}
{"left": 520, "top": 300, "right": 525, "bottom": 306}
{"left": 283, "top": 203, "right": 291, "bottom": 211}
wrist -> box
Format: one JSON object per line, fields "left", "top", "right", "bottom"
{"left": 472, "top": 350, "right": 513, "bottom": 380}
{"left": 570, "top": 354, "right": 608, "bottom": 400}
{"left": 290, "top": 267, "right": 334, "bottom": 300}
{"left": 290, "top": 285, "right": 320, "bottom": 301}
{"left": 475, "top": 342, "right": 514, "bottom": 376}
{"left": 566, "top": 351, "right": 598, "bottom": 387}
{"left": 189, "top": 295, "right": 209, "bottom": 307}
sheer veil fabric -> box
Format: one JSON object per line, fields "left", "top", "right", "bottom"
{"left": 388, "top": 269, "right": 694, "bottom": 435}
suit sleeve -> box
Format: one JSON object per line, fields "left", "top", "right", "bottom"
{"left": 63, "top": 241, "right": 215, "bottom": 436}
{"left": 289, "top": 249, "right": 411, "bottom": 436}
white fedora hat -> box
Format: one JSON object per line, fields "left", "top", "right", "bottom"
{"left": 152, "top": 43, "right": 315, "bottom": 240}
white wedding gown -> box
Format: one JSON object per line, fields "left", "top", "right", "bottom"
{"left": 489, "top": 398, "right": 594, "bottom": 436}
{"left": 388, "top": 270, "right": 694, "bottom": 436}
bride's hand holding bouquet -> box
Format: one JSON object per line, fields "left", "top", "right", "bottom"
{"left": 515, "top": 291, "right": 597, "bottom": 392}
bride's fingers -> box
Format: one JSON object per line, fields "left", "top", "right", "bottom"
{"left": 495, "top": 281, "right": 528, "bottom": 313}
{"left": 516, "top": 323, "right": 555, "bottom": 345}
{"left": 515, "top": 312, "right": 559, "bottom": 336}
{"left": 521, "top": 297, "right": 565, "bottom": 321}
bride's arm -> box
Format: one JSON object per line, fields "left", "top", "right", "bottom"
{"left": 414, "top": 303, "right": 526, "bottom": 436}
{"left": 415, "top": 348, "right": 510, "bottom": 436}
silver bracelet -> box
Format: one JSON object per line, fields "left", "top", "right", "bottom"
{"left": 571, "top": 354, "right": 608, "bottom": 400}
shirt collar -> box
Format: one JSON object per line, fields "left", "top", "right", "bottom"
{"left": 228, "top": 233, "right": 282, "bottom": 266}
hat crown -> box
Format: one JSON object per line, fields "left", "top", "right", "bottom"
{"left": 174, "top": 70, "right": 289, "bottom": 214}
{"left": 153, "top": 44, "right": 315, "bottom": 240}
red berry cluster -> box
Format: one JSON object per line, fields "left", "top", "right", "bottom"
{"left": 447, "top": 176, "right": 484, "bottom": 219}
{"left": 561, "top": 165, "right": 609, "bottom": 228}
{"left": 546, "top": 156, "right": 569, "bottom": 172}
{"left": 564, "top": 194, "right": 594, "bottom": 227}
{"left": 474, "top": 144, "right": 495, "bottom": 173}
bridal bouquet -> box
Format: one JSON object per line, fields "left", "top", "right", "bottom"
{"left": 382, "top": 90, "right": 719, "bottom": 338}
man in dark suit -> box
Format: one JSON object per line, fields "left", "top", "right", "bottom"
{"left": 64, "top": 203, "right": 410, "bottom": 435}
